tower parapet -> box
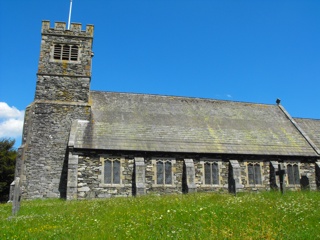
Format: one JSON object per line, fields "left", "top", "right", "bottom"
{"left": 41, "top": 20, "right": 94, "bottom": 38}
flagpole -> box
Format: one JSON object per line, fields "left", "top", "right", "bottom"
{"left": 67, "top": 0, "right": 73, "bottom": 30}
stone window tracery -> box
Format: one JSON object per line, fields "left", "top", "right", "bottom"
{"left": 156, "top": 161, "right": 172, "bottom": 184}
{"left": 102, "top": 157, "right": 121, "bottom": 185}
{"left": 152, "top": 158, "right": 175, "bottom": 185}
{"left": 204, "top": 161, "right": 219, "bottom": 185}
{"left": 247, "top": 163, "right": 262, "bottom": 185}
{"left": 286, "top": 163, "right": 300, "bottom": 185}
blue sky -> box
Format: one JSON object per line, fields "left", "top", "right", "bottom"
{"left": 0, "top": 0, "right": 319, "bottom": 148}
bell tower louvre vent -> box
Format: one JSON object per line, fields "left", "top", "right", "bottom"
{"left": 53, "top": 44, "right": 79, "bottom": 61}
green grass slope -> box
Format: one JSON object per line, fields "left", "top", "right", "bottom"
{"left": 1, "top": 191, "right": 319, "bottom": 239}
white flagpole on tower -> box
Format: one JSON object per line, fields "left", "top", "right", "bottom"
{"left": 67, "top": 0, "right": 73, "bottom": 30}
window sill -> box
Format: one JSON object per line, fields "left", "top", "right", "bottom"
{"left": 99, "top": 183, "right": 128, "bottom": 188}
{"left": 286, "top": 184, "right": 300, "bottom": 187}
{"left": 50, "top": 59, "right": 81, "bottom": 64}
{"left": 201, "top": 184, "right": 221, "bottom": 187}
{"left": 151, "top": 184, "right": 177, "bottom": 188}
{"left": 246, "top": 184, "right": 264, "bottom": 187}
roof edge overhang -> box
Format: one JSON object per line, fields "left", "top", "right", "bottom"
{"left": 68, "top": 147, "right": 319, "bottom": 160}
{"left": 68, "top": 119, "right": 90, "bottom": 150}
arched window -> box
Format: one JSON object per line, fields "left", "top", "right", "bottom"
{"left": 248, "top": 163, "right": 262, "bottom": 185}
{"left": 204, "top": 162, "right": 219, "bottom": 185}
{"left": 156, "top": 161, "right": 172, "bottom": 185}
{"left": 104, "top": 158, "right": 121, "bottom": 184}
{"left": 287, "top": 164, "right": 299, "bottom": 185}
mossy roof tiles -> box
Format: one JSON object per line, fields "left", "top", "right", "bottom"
{"left": 294, "top": 118, "right": 320, "bottom": 150}
{"left": 71, "top": 91, "right": 318, "bottom": 156}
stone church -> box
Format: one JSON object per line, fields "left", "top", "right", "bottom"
{"left": 13, "top": 21, "right": 320, "bottom": 200}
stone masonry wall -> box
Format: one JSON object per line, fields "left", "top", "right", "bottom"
{"left": 13, "top": 104, "right": 33, "bottom": 180}
{"left": 77, "top": 155, "right": 134, "bottom": 199}
{"left": 18, "top": 20, "right": 94, "bottom": 200}
{"left": 72, "top": 154, "right": 319, "bottom": 199}
{"left": 75, "top": 156, "right": 186, "bottom": 198}
{"left": 35, "top": 76, "right": 90, "bottom": 103}
{"left": 21, "top": 102, "right": 90, "bottom": 199}
{"left": 39, "top": 21, "right": 93, "bottom": 77}
{"left": 300, "top": 162, "right": 316, "bottom": 190}
{"left": 145, "top": 158, "right": 183, "bottom": 195}
{"left": 285, "top": 161, "right": 316, "bottom": 191}
{"left": 194, "top": 160, "right": 229, "bottom": 193}
{"left": 240, "top": 161, "right": 270, "bottom": 192}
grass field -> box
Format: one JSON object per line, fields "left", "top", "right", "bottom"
{"left": 0, "top": 191, "right": 319, "bottom": 239}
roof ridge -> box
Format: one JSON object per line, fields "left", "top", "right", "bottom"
{"left": 89, "top": 90, "right": 275, "bottom": 106}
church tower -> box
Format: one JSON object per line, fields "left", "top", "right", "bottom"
{"left": 36, "top": 21, "right": 94, "bottom": 102}
{"left": 15, "top": 21, "right": 94, "bottom": 199}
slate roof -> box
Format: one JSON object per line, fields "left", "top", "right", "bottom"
{"left": 69, "top": 91, "right": 318, "bottom": 156}
{"left": 294, "top": 118, "right": 320, "bottom": 151}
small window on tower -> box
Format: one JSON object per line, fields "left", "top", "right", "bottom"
{"left": 53, "top": 44, "right": 79, "bottom": 61}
